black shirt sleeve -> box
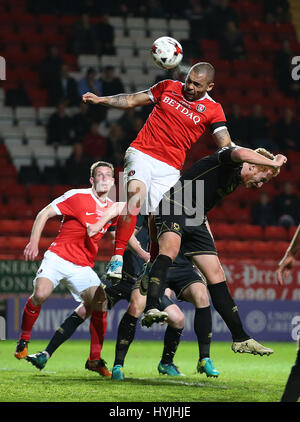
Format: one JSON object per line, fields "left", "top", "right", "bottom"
{"left": 217, "top": 146, "right": 240, "bottom": 166}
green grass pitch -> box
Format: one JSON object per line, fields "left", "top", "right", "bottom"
{"left": 0, "top": 340, "right": 298, "bottom": 402}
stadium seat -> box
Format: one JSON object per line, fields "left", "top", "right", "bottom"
{"left": 15, "top": 107, "right": 37, "bottom": 126}
{"left": 6, "top": 236, "right": 28, "bottom": 251}
{"left": 211, "top": 223, "right": 236, "bottom": 240}
{"left": 28, "top": 184, "right": 51, "bottom": 201}
{"left": 0, "top": 219, "right": 24, "bottom": 235}
{"left": 51, "top": 185, "right": 73, "bottom": 199}
{"left": 236, "top": 224, "right": 264, "bottom": 240}
{"left": 264, "top": 226, "right": 288, "bottom": 241}
{"left": 0, "top": 204, "right": 11, "bottom": 219}
{"left": 11, "top": 203, "right": 35, "bottom": 219}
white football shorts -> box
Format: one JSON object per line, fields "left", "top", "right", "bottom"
{"left": 123, "top": 147, "right": 180, "bottom": 213}
{"left": 33, "top": 251, "right": 101, "bottom": 302}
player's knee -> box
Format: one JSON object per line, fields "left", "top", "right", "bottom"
{"left": 128, "top": 299, "right": 144, "bottom": 318}
{"left": 31, "top": 291, "right": 47, "bottom": 306}
{"left": 169, "top": 312, "right": 184, "bottom": 329}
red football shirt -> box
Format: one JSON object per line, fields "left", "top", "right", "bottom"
{"left": 130, "top": 79, "right": 226, "bottom": 170}
{"left": 48, "top": 188, "right": 115, "bottom": 267}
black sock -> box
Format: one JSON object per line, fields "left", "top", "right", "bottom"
{"left": 208, "top": 281, "right": 250, "bottom": 342}
{"left": 161, "top": 325, "right": 183, "bottom": 364}
{"left": 114, "top": 312, "right": 138, "bottom": 367}
{"left": 281, "top": 349, "right": 300, "bottom": 402}
{"left": 194, "top": 307, "right": 212, "bottom": 360}
{"left": 45, "top": 311, "right": 84, "bottom": 357}
{"left": 146, "top": 254, "right": 172, "bottom": 311}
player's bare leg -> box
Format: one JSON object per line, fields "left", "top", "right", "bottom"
{"left": 107, "top": 179, "right": 147, "bottom": 280}
{"left": 192, "top": 254, "right": 273, "bottom": 356}
{"left": 15, "top": 278, "right": 54, "bottom": 360}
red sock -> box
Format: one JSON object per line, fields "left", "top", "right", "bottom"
{"left": 149, "top": 240, "right": 159, "bottom": 263}
{"left": 89, "top": 311, "right": 108, "bottom": 361}
{"left": 20, "top": 298, "right": 41, "bottom": 341}
{"left": 113, "top": 212, "right": 138, "bottom": 256}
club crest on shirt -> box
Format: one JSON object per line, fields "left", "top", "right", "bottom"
{"left": 197, "top": 104, "right": 206, "bottom": 113}
{"left": 128, "top": 170, "right": 135, "bottom": 176}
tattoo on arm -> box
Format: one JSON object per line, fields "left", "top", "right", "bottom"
{"left": 105, "top": 94, "right": 133, "bottom": 108}
{"left": 213, "top": 128, "right": 232, "bottom": 147}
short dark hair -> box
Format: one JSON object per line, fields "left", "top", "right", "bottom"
{"left": 90, "top": 161, "right": 114, "bottom": 177}
{"left": 189, "top": 62, "right": 215, "bottom": 83}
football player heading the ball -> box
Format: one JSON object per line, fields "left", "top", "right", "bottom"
{"left": 82, "top": 58, "right": 236, "bottom": 323}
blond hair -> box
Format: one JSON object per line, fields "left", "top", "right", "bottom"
{"left": 255, "top": 148, "right": 280, "bottom": 176}
{"left": 90, "top": 161, "right": 114, "bottom": 178}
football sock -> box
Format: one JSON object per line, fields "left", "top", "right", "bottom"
{"left": 281, "top": 349, "right": 300, "bottom": 402}
{"left": 113, "top": 211, "right": 138, "bottom": 256}
{"left": 20, "top": 298, "right": 41, "bottom": 341}
{"left": 146, "top": 254, "right": 173, "bottom": 311}
{"left": 208, "top": 281, "right": 250, "bottom": 342}
{"left": 161, "top": 326, "right": 183, "bottom": 364}
{"left": 114, "top": 312, "right": 138, "bottom": 366}
{"left": 89, "top": 311, "right": 108, "bottom": 361}
{"left": 194, "top": 307, "right": 212, "bottom": 360}
{"left": 45, "top": 311, "right": 84, "bottom": 357}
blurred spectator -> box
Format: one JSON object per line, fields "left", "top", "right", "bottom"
{"left": 72, "top": 102, "right": 94, "bottom": 143}
{"left": 208, "top": 0, "right": 239, "bottom": 39}
{"left": 108, "top": 123, "right": 129, "bottom": 166}
{"left": 48, "top": 64, "right": 80, "bottom": 107}
{"left": 273, "top": 108, "right": 300, "bottom": 151}
{"left": 100, "top": 66, "right": 125, "bottom": 96}
{"left": 78, "top": 67, "right": 102, "bottom": 97}
{"left": 220, "top": 20, "right": 245, "bottom": 61}
{"left": 264, "top": 0, "right": 291, "bottom": 23}
{"left": 47, "top": 101, "right": 74, "bottom": 146}
{"left": 5, "top": 83, "right": 31, "bottom": 107}
{"left": 272, "top": 182, "right": 300, "bottom": 227}
{"left": 274, "top": 40, "right": 300, "bottom": 98}
{"left": 246, "top": 104, "right": 274, "bottom": 150}
{"left": 96, "top": 15, "right": 115, "bottom": 55}
{"left": 226, "top": 104, "right": 249, "bottom": 146}
{"left": 251, "top": 192, "right": 276, "bottom": 227}
{"left": 71, "top": 13, "right": 99, "bottom": 55}
{"left": 64, "top": 143, "right": 92, "bottom": 186}
{"left": 40, "top": 46, "right": 63, "bottom": 91}
{"left": 82, "top": 122, "right": 109, "bottom": 160}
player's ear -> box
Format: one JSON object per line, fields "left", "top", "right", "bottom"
{"left": 207, "top": 82, "right": 214, "bottom": 92}
{"left": 89, "top": 176, "right": 94, "bottom": 185}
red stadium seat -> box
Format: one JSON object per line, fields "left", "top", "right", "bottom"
{"left": 211, "top": 223, "right": 236, "bottom": 240}
{"left": 236, "top": 224, "right": 264, "bottom": 240}
{"left": 51, "top": 185, "right": 73, "bottom": 199}
{"left": 28, "top": 184, "right": 51, "bottom": 200}
{"left": 21, "top": 219, "right": 34, "bottom": 236}
{"left": 225, "top": 207, "right": 251, "bottom": 223}
{"left": 0, "top": 204, "right": 12, "bottom": 219}
{"left": 0, "top": 219, "right": 24, "bottom": 235}
{"left": 6, "top": 236, "right": 28, "bottom": 251}
{"left": 207, "top": 206, "right": 227, "bottom": 223}
{"left": 3, "top": 183, "right": 28, "bottom": 200}
{"left": 11, "top": 203, "right": 35, "bottom": 219}
{"left": 263, "top": 226, "right": 288, "bottom": 241}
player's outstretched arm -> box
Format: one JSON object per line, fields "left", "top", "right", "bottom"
{"left": 276, "top": 225, "right": 300, "bottom": 285}
{"left": 24, "top": 204, "right": 57, "bottom": 261}
{"left": 231, "top": 147, "right": 287, "bottom": 168}
{"left": 87, "top": 202, "right": 127, "bottom": 237}
{"left": 82, "top": 90, "right": 153, "bottom": 109}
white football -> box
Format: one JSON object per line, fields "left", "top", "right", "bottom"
{"left": 151, "top": 36, "right": 183, "bottom": 70}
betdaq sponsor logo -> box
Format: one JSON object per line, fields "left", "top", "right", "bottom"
{"left": 162, "top": 96, "right": 201, "bottom": 125}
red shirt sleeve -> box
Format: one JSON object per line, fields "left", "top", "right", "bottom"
{"left": 52, "top": 191, "right": 79, "bottom": 218}
{"left": 149, "top": 79, "right": 171, "bottom": 103}
{"left": 210, "top": 103, "right": 226, "bottom": 125}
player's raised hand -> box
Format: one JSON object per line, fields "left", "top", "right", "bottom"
{"left": 82, "top": 92, "right": 101, "bottom": 104}
{"left": 24, "top": 241, "right": 39, "bottom": 261}
{"left": 274, "top": 154, "right": 287, "bottom": 167}
{"left": 276, "top": 254, "right": 295, "bottom": 285}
